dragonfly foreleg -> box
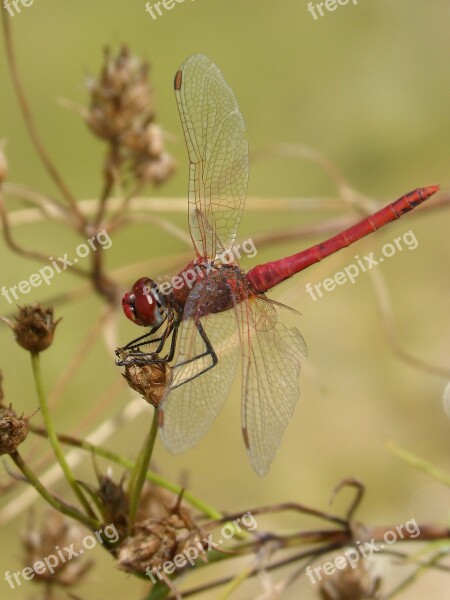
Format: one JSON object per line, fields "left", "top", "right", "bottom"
{"left": 115, "top": 314, "right": 179, "bottom": 366}
{"left": 171, "top": 321, "right": 218, "bottom": 389}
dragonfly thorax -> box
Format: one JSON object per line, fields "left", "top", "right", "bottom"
{"left": 122, "top": 277, "right": 168, "bottom": 327}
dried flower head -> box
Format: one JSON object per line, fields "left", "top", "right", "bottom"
{"left": 0, "top": 403, "right": 30, "bottom": 454}
{"left": 117, "top": 499, "right": 205, "bottom": 575}
{"left": 319, "top": 558, "right": 382, "bottom": 600}
{"left": 21, "top": 510, "right": 94, "bottom": 587}
{"left": 81, "top": 45, "right": 175, "bottom": 185}
{"left": 139, "top": 481, "right": 179, "bottom": 520}
{"left": 86, "top": 45, "right": 153, "bottom": 141}
{"left": 2, "top": 304, "right": 61, "bottom": 353}
{"left": 122, "top": 360, "right": 172, "bottom": 407}
{"left": 94, "top": 469, "right": 128, "bottom": 541}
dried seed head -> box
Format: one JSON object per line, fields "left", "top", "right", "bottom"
{"left": 117, "top": 504, "right": 204, "bottom": 575}
{"left": 122, "top": 361, "right": 172, "bottom": 407}
{"left": 139, "top": 481, "right": 178, "bottom": 520}
{"left": 3, "top": 304, "right": 61, "bottom": 353}
{"left": 319, "top": 559, "right": 382, "bottom": 599}
{"left": 80, "top": 45, "right": 175, "bottom": 186}
{"left": 132, "top": 151, "right": 176, "bottom": 185}
{"left": 0, "top": 403, "right": 29, "bottom": 454}
{"left": 22, "top": 510, "right": 93, "bottom": 586}
{"left": 96, "top": 471, "right": 128, "bottom": 540}
{"left": 85, "top": 45, "right": 153, "bottom": 141}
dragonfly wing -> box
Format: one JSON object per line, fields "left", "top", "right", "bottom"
{"left": 236, "top": 298, "right": 307, "bottom": 476}
{"left": 159, "top": 283, "right": 240, "bottom": 454}
{"left": 174, "top": 54, "right": 249, "bottom": 259}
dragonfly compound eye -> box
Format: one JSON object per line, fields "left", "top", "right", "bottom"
{"left": 122, "top": 277, "right": 166, "bottom": 327}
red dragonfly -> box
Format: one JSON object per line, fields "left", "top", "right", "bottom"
{"left": 117, "top": 54, "right": 439, "bottom": 476}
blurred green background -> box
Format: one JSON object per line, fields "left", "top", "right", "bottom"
{"left": 0, "top": 0, "right": 449, "bottom": 598}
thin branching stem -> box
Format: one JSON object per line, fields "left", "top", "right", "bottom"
{"left": 0, "top": 190, "right": 89, "bottom": 276}
{"left": 30, "top": 352, "right": 99, "bottom": 523}
{"left": 1, "top": 12, "right": 86, "bottom": 230}
{"left": 10, "top": 451, "right": 97, "bottom": 529}
{"left": 127, "top": 408, "right": 160, "bottom": 533}
{"left": 29, "top": 424, "right": 222, "bottom": 518}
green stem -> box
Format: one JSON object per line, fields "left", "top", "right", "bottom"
{"left": 10, "top": 451, "right": 97, "bottom": 529}
{"left": 387, "top": 441, "right": 450, "bottom": 487}
{"left": 127, "top": 409, "right": 159, "bottom": 533}
{"left": 29, "top": 425, "right": 222, "bottom": 519}
{"left": 30, "top": 352, "right": 98, "bottom": 521}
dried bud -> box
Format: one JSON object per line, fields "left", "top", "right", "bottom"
{"left": 0, "top": 403, "right": 29, "bottom": 454}
{"left": 0, "top": 140, "right": 8, "bottom": 183}
{"left": 133, "top": 151, "right": 176, "bottom": 185}
{"left": 3, "top": 304, "right": 61, "bottom": 353}
{"left": 139, "top": 481, "right": 178, "bottom": 520}
{"left": 21, "top": 510, "right": 93, "bottom": 586}
{"left": 95, "top": 471, "right": 128, "bottom": 540}
{"left": 79, "top": 45, "right": 174, "bottom": 186}
{"left": 319, "top": 559, "right": 382, "bottom": 599}
{"left": 122, "top": 361, "right": 172, "bottom": 407}
{"left": 85, "top": 45, "right": 154, "bottom": 142}
{"left": 117, "top": 503, "right": 204, "bottom": 575}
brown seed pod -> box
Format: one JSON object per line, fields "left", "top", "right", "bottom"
{"left": 3, "top": 304, "right": 61, "bottom": 353}
{"left": 85, "top": 45, "right": 154, "bottom": 142}
{"left": 122, "top": 361, "right": 172, "bottom": 407}
{"left": 117, "top": 505, "right": 204, "bottom": 576}
{"left": 319, "top": 558, "right": 382, "bottom": 600}
{"left": 21, "top": 510, "right": 93, "bottom": 586}
{"left": 80, "top": 45, "right": 175, "bottom": 186}
{"left": 0, "top": 404, "right": 30, "bottom": 454}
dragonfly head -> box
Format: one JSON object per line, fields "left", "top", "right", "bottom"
{"left": 122, "top": 278, "right": 167, "bottom": 327}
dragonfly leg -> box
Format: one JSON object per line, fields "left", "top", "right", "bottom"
{"left": 115, "top": 314, "right": 179, "bottom": 366}
{"left": 171, "top": 321, "right": 218, "bottom": 389}
{"left": 120, "top": 324, "right": 164, "bottom": 352}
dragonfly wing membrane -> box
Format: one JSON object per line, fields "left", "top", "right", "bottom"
{"left": 237, "top": 299, "right": 307, "bottom": 476}
{"left": 159, "top": 283, "right": 240, "bottom": 454}
{"left": 175, "top": 54, "right": 249, "bottom": 258}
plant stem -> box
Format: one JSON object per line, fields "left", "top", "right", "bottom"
{"left": 1, "top": 9, "right": 85, "bottom": 229}
{"left": 387, "top": 441, "right": 450, "bottom": 487}
{"left": 30, "top": 352, "right": 98, "bottom": 521}
{"left": 127, "top": 408, "right": 159, "bottom": 533}
{"left": 10, "top": 451, "right": 97, "bottom": 529}
{"left": 29, "top": 425, "right": 222, "bottom": 519}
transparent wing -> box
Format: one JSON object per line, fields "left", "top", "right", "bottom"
{"left": 159, "top": 283, "right": 240, "bottom": 454}
{"left": 174, "top": 54, "right": 249, "bottom": 259}
{"left": 236, "top": 298, "right": 307, "bottom": 476}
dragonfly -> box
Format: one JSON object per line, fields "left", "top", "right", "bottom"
{"left": 116, "top": 54, "right": 439, "bottom": 476}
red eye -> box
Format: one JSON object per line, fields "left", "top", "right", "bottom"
{"left": 122, "top": 278, "right": 165, "bottom": 327}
